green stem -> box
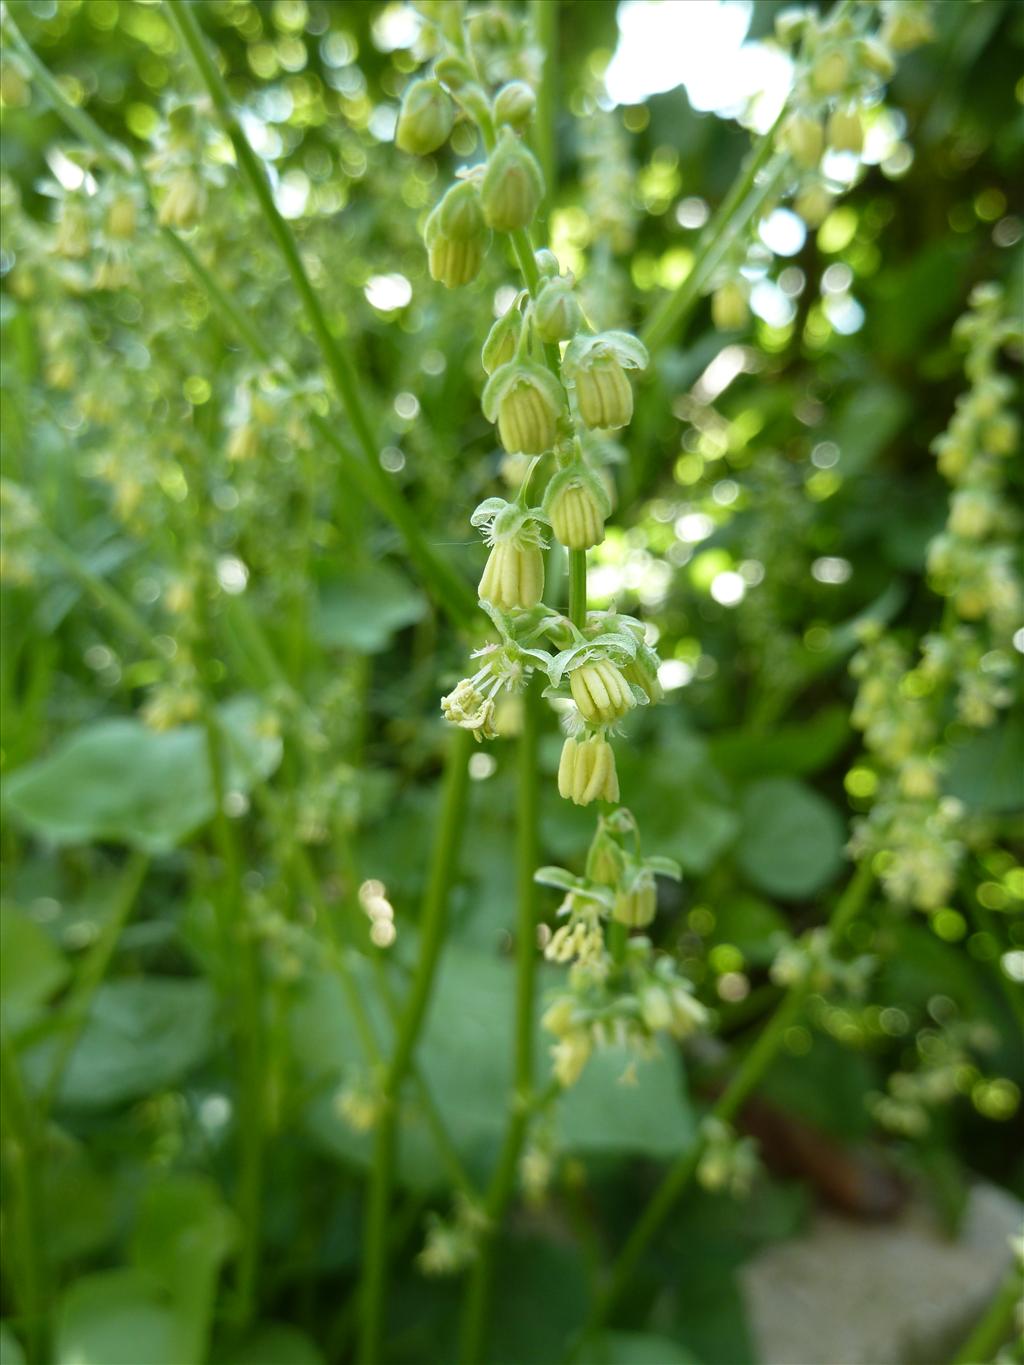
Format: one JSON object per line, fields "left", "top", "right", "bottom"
{"left": 45, "top": 532, "right": 163, "bottom": 658}
{"left": 950, "top": 1263, "right": 1022, "bottom": 1365}
{"left": 41, "top": 851, "right": 149, "bottom": 1115}
{"left": 568, "top": 861, "right": 875, "bottom": 1357}
{"left": 358, "top": 727, "right": 473, "bottom": 1365}
{"left": 529, "top": 0, "right": 557, "bottom": 230}
{"left": 641, "top": 130, "right": 787, "bottom": 356}
{"left": 568, "top": 549, "right": 588, "bottom": 630}
{"left": 458, "top": 679, "right": 542, "bottom": 1365}
{"left": 165, "top": 1, "right": 476, "bottom": 631}
{"left": 0, "top": 1031, "right": 49, "bottom": 1365}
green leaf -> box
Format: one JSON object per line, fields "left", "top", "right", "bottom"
{"left": 945, "top": 710, "right": 1024, "bottom": 814}
{"left": 132, "top": 1175, "right": 235, "bottom": 1365}
{"left": 2, "top": 698, "right": 281, "bottom": 853}
{"left": 489, "top": 1235, "right": 589, "bottom": 1364}
{"left": 824, "top": 383, "right": 911, "bottom": 474}
{"left": 709, "top": 705, "right": 851, "bottom": 779}
{"left": 760, "top": 1031, "right": 878, "bottom": 1139}
{"left": 0, "top": 905, "right": 70, "bottom": 1028}
{"left": 735, "top": 777, "right": 845, "bottom": 899}
{"left": 40, "top": 1138, "right": 117, "bottom": 1266}
{"left": 314, "top": 562, "right": 427, "bottom": 653}
{"left": 555, "top": 1043, "right": 696, "bottom": 1158}
{"left": 27, "top": 977, "right": 216, "bottom": 1110}
{"left": 216, "top": 1324, "right": 326, "bottom": 1365}
{"left": 55, "top": 1270, "right": 181, "bottom": 1365}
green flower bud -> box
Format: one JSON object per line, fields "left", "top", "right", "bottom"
{"left": 857, "top": 37, "right": 896, "bottom": 79}
{"left": 425, "top": 181, "right": 490, "bottom": 289}
{"left": 793, "top": 184, "right": 834, "bottom": 228}
{"left": 544, "top": 467, "right": 609, "bottom": 549}
{"left": 396, "top": 78, "right": 455, "bottom": 155}
{"left": 570, "top": 659, "right": 635, "bottom": 724}
{"left": 478, "top": 539, "right": 545, "bottom": 610}
{"left": 711, "top": 281, "right": 749, "bottom": 331}
{"left": 575, "top": 356, "right": 634, "bottom": 429}
{"left": 534, "top": 276, "right": 581, "bottom": 343}
{"left": 778, "top": 112, "right": 824, "bottom": 169}
{"left": 585, "top": 835, "right": 623, "bottom": 887}
{"left": 558, "top": 733, "right": 619, "bottom": 806}
{"left": 433, "top": 55, "right": 475, "bottom": 91}
{"left": 157, "top": 169, "right": 206, "bottom": 229}
{"left": 482, "top": 361, "right": 564, "bottom": 454}
{"left": 482, "top": 309, "right": 522, "bottom": 374}
{"left": 106, "top": 194, "right": 137, "bottom": 241}
{"left": 613, "top": 871, "right": 657, "bottom": 928}
{"left": 481, "top": 129, "right": 544, "bottom": 231}
{"left": 640, "top": 984, "right": 674, "bottom": 1033}
{"left": 494, "top": 80, "right": 536, "bottom": 129}
{"left": 827, "top": 106, "right": 863, "bottom": 154}
{"left": 622, "top": 652, "right": 663, "bottom": 704}
{"left": 811, "top": 48, "right": 850, "bottom": 95}
{"left": 563, "top": 331, "right": 647, "bottom": 431}
{"left": 534, "top": 249, "right": 560, "bottom": 279}
{"left": 774, "top": 7, "right": 807, "bottom": 45}
{"left": 55, "top": 202, "right": 90, "bottom": 258}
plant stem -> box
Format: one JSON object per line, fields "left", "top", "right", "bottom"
{"left": 0, "top": 1031, "right": 49, "bottom": 1365}
{"left": 165, "top": 1, "right": 477, "bottom": 632}
{"left": 568, "top": 549, "right": 588, "bottom": 630}
{"left": 950, "top": 1263, "right": 1022, "bottom": 1365}
{"left": 529, "top": 0, "right": 557, "bottom": 231}
{"left": 641, "top": 130, "right": 787, "bottom": 356}
{"left": 567, "top": 860, "right": 875, "bottom": 1357}
{"left": 458, "top": 678, "right": 542, "bottom": 1364}
{"left": 358, "top": 727, "right": 473, "bottom": 1365}
{"left": 41, "top": 850, "right": 149, "bottom": 1116}
{"left": 44, "top": 532, "right": 163, "bottom": 658}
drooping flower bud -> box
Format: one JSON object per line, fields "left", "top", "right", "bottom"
{"left": 857, "top": 37, "right": 896, "bottom": 79}
{"left": 478, "top": 539, "right": 545, "bottom": 610}
{"left": 585, "top": 834, "right": 623, "bottom": 887}
{"left": 481, "top": 129, "right": 544, "bottom": 231}
{"left": 482, "top": 309, "right": 523, "bottom": 374}
{"left": 55, "top": 202, "right": 90, "bottom": 258}
{"left": 562, "top": 331, "right": 648, "bottom": 431}
{"left": 613, "top": 870, "right": 657, "bottom": 928}
{"left": 622, "top": 651, "right": 663, "bottom": 704}
{"left": 425, "top": 180, "right": 490, "bottom": 289}
{"left": 396, "top": 78, "right": 455, "bottom": 156}
{"left": 827, "top": 106, "right": 864, "bottom": 154}
{"left": 881, "top": 3, "right": 934, "bottom": 53}
{"left": 711, "top": 281, "right": 749, "bottom": 331}
{"left": 811, "top": 47, "right": 850, "bottom": 95}
{"left": 793, "top": 185, "right": 834, "bottom": 228}
{"left": 534, "top": 249, "right": 560, "bottom": 280}
{"left": 494, "top": 80, "right": 537, "bottom": 129}
{"left": 569, "top": 658, "right": 636, "bottom": 724}
{"left": 106, "top": 194, "right": 137, "bottom": 241}
{"left": 544, "top": 465, "right": 610, "bottom": 550}
{"left": 534, "top": 276, "right": 581, "bottom": 343}
{"left": 557, "top": 733, "right": 619, "bottom": 806}
{"left": 778, "top": 112, "right": 824, "bottom": 169}
{"left": 482, "top": 360, "right": 564, "bottom": 454}
{"left": 158, "top": 170, "right": 206, "bottom": 229}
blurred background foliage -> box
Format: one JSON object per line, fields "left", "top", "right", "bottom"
{"left": 0, "top": 1, "right": 1022, "bottom": 1363}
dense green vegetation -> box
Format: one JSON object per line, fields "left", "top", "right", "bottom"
{"left": 1, "top": 2, "right": 1021, "bottom": 1363}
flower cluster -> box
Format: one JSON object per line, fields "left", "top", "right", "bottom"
{"left": 848, "top": 284, "right": 1022, "bottom": 911}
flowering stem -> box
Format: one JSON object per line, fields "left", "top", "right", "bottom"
{"left": 568, "top": 549, "right": 588, "bottom": 630}
{"left": 457, "top": 677, "right": 542, "bottom": 1364}
{"left": 358, "top": 726, "right": 473, "bottom": 1365}
{"left": 566, "top": 860, "right": 875, "bottom": 1357}
{"left": 161, "top": 3, "right": 477, "bottom": 632}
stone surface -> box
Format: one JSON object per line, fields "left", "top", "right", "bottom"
{"left": 741, "top": 1183, "right": 1022, "bottom": 1365}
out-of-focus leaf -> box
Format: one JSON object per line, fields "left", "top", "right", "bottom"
{"left": 489, "top": 1235, "right": 589, "bottom": 1364}
{"left": 217, "top": 1324, "right": 326, "bottom": 1365}
{"left": 760, "top": 1032, "right": 878, "bottom": 1139}
{"left": 945, "top": 711, "right": 1024, "bottom": 813}
{"left": 826, "top": 384, "right": 911, "bottom": 475}
{"left": 0, "top": 1323, "right": 26, "bottom": 1365}
{"left": 595, "top": 1333, "right": 699, "bottom": 1365}
{"left": 555, "top": 1043, "right": 696, "bottom": 1158}
{"left": 41, "top": 1138, "right": 116, "bottom": 1266}
{"left": 735, "top": 777, "right": 845, "bottom": 899}
{"left": 709, "top": 705, "right": 851, "bottom": 779}
{"left": 27, "top": 978, "right": 216, "bottom": 1110}
{"left": 54, "top": 1270, "right": 180, "bottom": 1365}
{"left": 314, "top": 562, "right": 427, "bottom": 652}
{"left": 0, "top": 905, "right": 69, "bottom": 1028}
{"left": 2, "top": 697, "right": 281, "bottom": 853}
{"left": 131, "top": 1175, "right": 235, "bottom": 1365}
